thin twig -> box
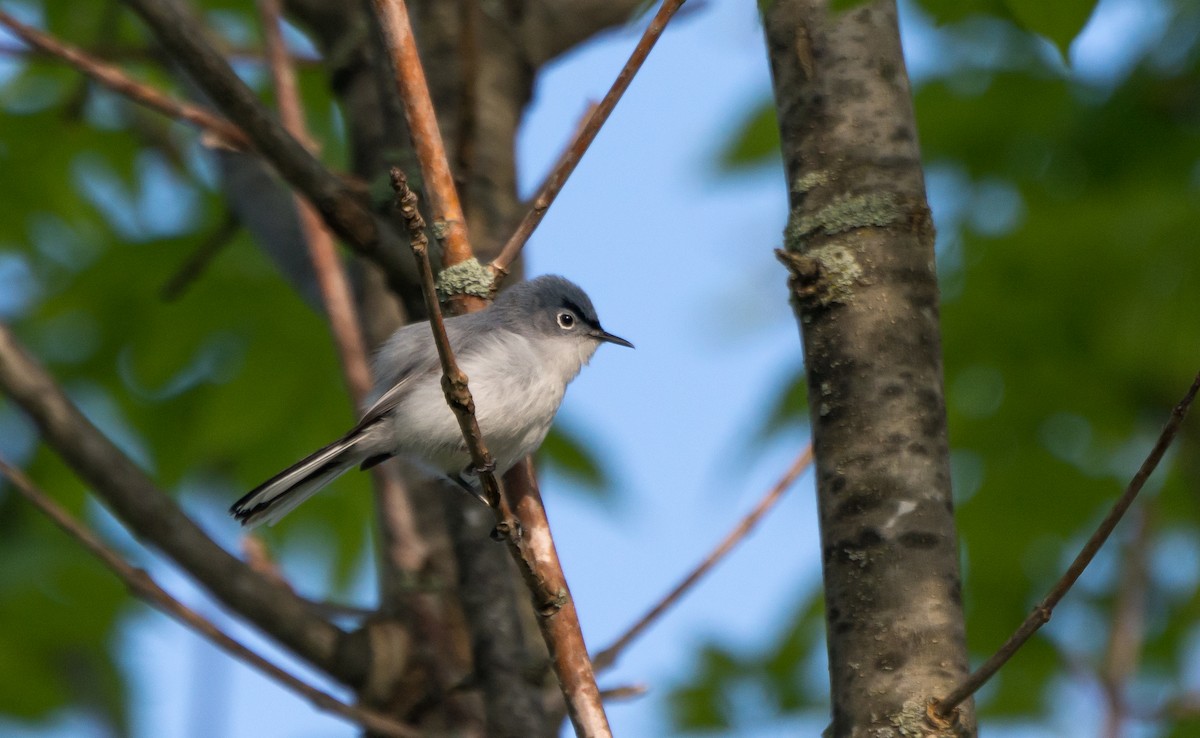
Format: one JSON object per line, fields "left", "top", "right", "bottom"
{"left": 389, "top": 168, "right": 504, "bottom": 510}
{"left": 599, "top": 684, "right": 648, "bottom": 702}
{"left": 391, "top": 169, "right": 613, "bottom": 738}
{"left": 120, "top": 0, "right": 418, "bottom": 296}
{"left": 0, "top": 9, "right": 249, "bottom": 149}
{"left": 372, "top": 0, "right": 475, "bottom": 274}
{"left": 0, "top": 323, "right": 348, "bottom": 677}
{"left": 933, "top": 370, "right": 1200, "bottom": 718}
{"left": 0, "top": 41, "right": 321, "bottom": 65}
{"left": 593, "top": 444, "right": 813, "bottom": 672}
{"left": 0, "top": 458, "right": 418, "bottom": 738}
{"left": 159, "top": 212, "right": 241, "bottom": 301}
{"left": 490, "top": 0, "right": 687, "bottom": 276}
{"left": 258, "top": 0, "right": 372, "bottom": 406}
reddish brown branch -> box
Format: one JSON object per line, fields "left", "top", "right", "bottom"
{"left": 490, "top": 0, "right": 687, "bottom": 276}
{"left": 258, "top": 0, "right": 372, "bottom": 406}
{"left": 160, "top": 212, "right": 241, "bottom": 301}
{"left": 933, "top": 369, "right": 1200, "bottom": 719}
{"left": 372, "top": 0, "right": 474, "bottom": 271}
{"left": 0, "top": 324, "right": 352, "bottom": 680}
{"left": 389, "top": 168, "right": 504, "bottom": 510}
{"left": 504, "top": 461, "right": 614, "bottom": 737}
{"left": 593, "top": 444, "right": 813, "bottom": 672}
{"left": 0, "top": 9, "right": 249, "bottom": 149}
{"left": 390, "top": 169, "right": 612, "bottom": 737}
{"left": 0, "top": 459, "right": 417, "bottom": 738}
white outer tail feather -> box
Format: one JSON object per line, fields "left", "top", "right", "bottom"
{"left": 230, "top": 434, "right": 368, "bottom": 529}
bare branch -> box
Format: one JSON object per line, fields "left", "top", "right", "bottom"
{"left": 593, "top": 444, "right": 813, "bottom": 672}
{"left": 0, "top": 40, "right": 320, "bottom": 65}
{"left": 490, "top": 0, "right": 687, "bottom": 276}
{"left": 0, "top": 9, "right": 249, "bottom": 149}
{"left": 118, "top": 0, "right": 419, "bottom": 296}
{"left": 372, "top": 0, "right": 475, "bottom": 276}
{"left": 1099, "top": 506, "right": 1152, "bottom": 738}
{"left": 0, "top": 458, "right": 418, "bottom": 738}
{"left": 933, "top": 369, "right": 1200, "bottom": 718}
{"left": 390, "top": 169, "right": 612, "bottom": 737}
{"left": 504, "top": 461, "right": 613, "bottom": 738}
{"left": 599, "top": 684, "right": 648, "bottom": 702}
{"left": 520, "top": 0, "right": 652, "bottom": 66}
{"left": 160, "top": 212, "right": 241, "bottom": 301}
{"left": 389, "top": 168, "right": 503, "bottom": 509}
{"left": 257, "top": 0, "right": 372, "bottom": 406}
{"left": 0, "top": 323, "right": 354, "bottom": 682}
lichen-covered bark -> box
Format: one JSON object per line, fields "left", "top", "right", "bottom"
{"left": 763, "top": 2, "right": 975, "bottom": 735}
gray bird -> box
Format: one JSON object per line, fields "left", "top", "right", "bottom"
{"left": 230, "top": 275, "right": 632, "bottom": 528}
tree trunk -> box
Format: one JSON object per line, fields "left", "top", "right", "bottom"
{"left": 763, "top": 1, "right": 975, "bottom": 735}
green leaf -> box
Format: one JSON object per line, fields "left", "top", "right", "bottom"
{"left": 538, "top": 422, "right": 612, "bottom": 495}
{"left": 1002, "top": 0, "right": 1098, "bottom": 57}
{"left": 758, "top": 368, "right": 808, "bottom": 440}
{"left": 830, "top": 0, "right": 872, "bottom": 12}
{"left": 916, "top": 0, "right": 1008, "bottom": 26}
{"left": 718, "top": 101, "right": 780, "bottom": 172}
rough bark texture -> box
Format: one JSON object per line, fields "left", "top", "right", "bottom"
{"left": 763, "top": 2, "right": 975, "bottom": 736}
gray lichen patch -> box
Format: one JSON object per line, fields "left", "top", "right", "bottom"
{"left": 809, "top": 243, "right": 863, "bottom": 304}
{"left": 775, "top": 242, "right": 865, "bottom": 308}
{"left": 886, "top": 699, "right": 941, "bottom": 737}
{"left": 435, "top": 257, "right": 495, "bottom": 300}
{"left": 785, "top": 192, "right": 904, "bottom": 250}
{"left": 792, "top": 169, "right": 831, "bottom": 195}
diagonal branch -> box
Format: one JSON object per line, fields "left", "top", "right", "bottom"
{"left": 0, "top": 323, "right": 356, "bottom": 684}
{"left": 117, "top": 0, "right": 418, "bottom": 297}
{"left": 932, "top": 369, "right": 1200, "bottom": 719}
{"left": 0, "top": 9, "right": 249, "bottom": 149}
{"left": 372, "top": 0, "right": 474, "bottom": 271}
{"left": 390, "top": 169, "right": 613, "bottom": 738}
{"left": 257, "top": 0, "right": 371, "bottom": 406}
{"left": 490, "top": 0, "right": 687, "bottom": 276}
{"left": 0, "top": 458, "right": 418, "bottom": 738}
{"left": 390, "top": 168, "right": 503, "bottom": 510}
{"left": 593, "top": 444, "right": 813, "bottom": 672}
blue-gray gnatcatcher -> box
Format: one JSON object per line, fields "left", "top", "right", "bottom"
{"left": 230, "top": 275, "right": 632, "bottom": 527}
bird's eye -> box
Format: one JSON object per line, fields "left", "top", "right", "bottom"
{"left": 557, "top": 311, "right": 576, "bottom": 329}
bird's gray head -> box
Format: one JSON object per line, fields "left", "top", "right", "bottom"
{"left": 492, "top": 275, "right": 633, "bottom": 350}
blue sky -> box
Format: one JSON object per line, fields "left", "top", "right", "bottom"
{"left": 4, "top": 0, "right": 1166, "bottom": 736}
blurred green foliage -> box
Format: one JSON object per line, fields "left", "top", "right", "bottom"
{"left": 683, "top": 0, "right": 1200, "bottom": 733}
{"left": 0, "top": 0, "right": 612, "bottom": 729}
{"left": 4, "top": 0, "right": 1199, "bottom": 734}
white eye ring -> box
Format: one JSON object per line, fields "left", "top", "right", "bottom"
{"left": 557, "top": 311, "right": 576, "bottom": 329}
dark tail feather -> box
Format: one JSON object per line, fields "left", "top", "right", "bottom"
{"left": 230, "top": 434, "right": 367, "bottom": 528}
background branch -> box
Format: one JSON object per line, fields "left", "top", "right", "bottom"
{"left": 0, "top": 9, "right": 249, "bottom": 149}
{"left": 593, "top": 444, "right": 813, "bottom": 672}
{"left": 118, "top": 0, "right": 419, "bottom": 297}
{"left": 0, "top": 324, "right": 356, "bottom": 684}
{"left": 933, "top": 369, "right": 1200, "bottom": 718}
{"left": 372, "top": 0, "right": 476, "bottom": 284}
{"left": 0, "top": 459, "right": 417, "bottom": 738}
{"left": 490, "top": 0, "right": 687, "bottom": 276}
{"left": 257, "top": 0, "right": 371, "bottom": 406}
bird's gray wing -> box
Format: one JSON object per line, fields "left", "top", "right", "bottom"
{"left": 356, "top": 313, "right": 487, "bottom": 430}
{"left": 354, "top": 370, "right": 424, "bottom": 430}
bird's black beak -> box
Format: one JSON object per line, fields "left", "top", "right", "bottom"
{"left": 594, "top": 328, "right": 634, "bottom": 348}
